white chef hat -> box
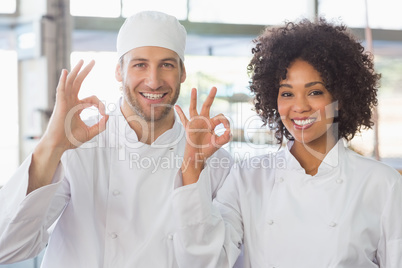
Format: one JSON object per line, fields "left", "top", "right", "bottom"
{"left": 116, "top": 11, "right": 187, "bottom": 62}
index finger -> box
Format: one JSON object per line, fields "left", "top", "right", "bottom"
{"left": 200, "top": 87, "right": 217, "bottom": 116}
{"left": 72, "top": 60, "right": 95, "bottom": 95}
{"left": 189, "top": 88, "right": 198, "bottom": 118}
{"left": 65, "top": 59, "right": 85, "bottom": 90}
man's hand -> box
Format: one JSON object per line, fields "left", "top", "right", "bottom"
{"left": 43, "top": 59, "right": 109, "bottom": 152}
{"left": 175, "top": 87, "right": 231, "bottom": 185}
{"left": 27, "top": 60, "right": 109, "bottom": 194}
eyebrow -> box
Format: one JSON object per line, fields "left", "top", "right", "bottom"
{"left": 305, "top": 81, "right": 325, "bottom": 87}
{"left": 161, "top": 57, "right": 180, "bottom": 63}
{"left": 129, "top": 58, "right": 148, "bottom": 62}
{"left": 279, "top": 81, "right": 325, "bottom": 88}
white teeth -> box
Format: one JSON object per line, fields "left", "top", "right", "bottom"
{"left": 294, "top": 118, "right": 315, "bottom": 126}
{"left": 142, "top": 93, "right": 165, "bottom": 100}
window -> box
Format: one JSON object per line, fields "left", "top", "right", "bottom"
{"left": 70, "top": 0, "right": 187, "bottom": 19}
{"left": 0, "top": 0, "right": 16, "bottom": 14}
{"left": 319, "top": 0, "right": 402, "bottom": 29}
{"left": 122, "top": 0, "right": 187, "bottom": 20}
{"left": 189, "top": 0, "right": 313, "bottom": 25}
{"left": 347, "top": 54, "right": 402, "bottom": 171}
{"left": 71, "top": 51, "right": 121, "bottom": 119}
{"left": 180, "top": 55, "right": 283, "bottom": 159}
{"left": 0, "top": 50, "right": 18, "bottom": 186}
{"left": 375, "top": 56, "right": 402, "bottom": 159}
{"left": 70, "top": 0, "right": 121, "bottom": 17}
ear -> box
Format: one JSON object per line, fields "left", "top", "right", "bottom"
{"left": 180, "top": 65, "right": 186, "bottom": 83}
{"left": 115, "top": 63, "right": 123, "bottom": 82}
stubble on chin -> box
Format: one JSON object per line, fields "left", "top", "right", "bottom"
{"left": 122, "top": 84, "right": 180, "bottom": 122}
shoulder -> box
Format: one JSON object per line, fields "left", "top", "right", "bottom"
{"left": 344, "top": 147, "right": 401, "bottom": 186}
{"left": 202, "top": 146, "right": 234, "bottom": 173}
{"left": 233, "top": 149, "right": 286, "bottom": 172}
{"left": 223, "top": 151, "right": 284, "bottom": 190}
{"left": 209, "top": 147, "right": 233, "bottom": 162}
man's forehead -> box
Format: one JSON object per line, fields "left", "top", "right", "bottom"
{"left": 123, "top": 46, "right": 181, "bottom": 61}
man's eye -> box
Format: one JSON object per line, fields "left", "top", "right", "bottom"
{"left": 163, "top": 63, "right": 174, "bottom": 68}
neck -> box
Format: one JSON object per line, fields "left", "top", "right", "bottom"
{"left": 290, "top": 134, "right": 337, "bottom": 176}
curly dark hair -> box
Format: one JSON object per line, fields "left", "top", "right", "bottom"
{"left": 248, "top": 18, "right": 380, "bottom": 144}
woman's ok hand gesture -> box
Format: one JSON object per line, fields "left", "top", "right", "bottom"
{"left": 175, "top": 87, "right": 231, "bottom": 185}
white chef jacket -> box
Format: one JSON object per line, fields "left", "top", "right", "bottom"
{"left": 173, "top": 140, "right": 402, "bottom": 268}
{"left": 0, "top": 99, "right": 233, "bottom": 267}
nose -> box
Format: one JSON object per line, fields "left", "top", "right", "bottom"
{"left": 292, "top": 96, "right": 311, "bottom": 113}
{"left": 144, "top": 67, "right": 163, "bottom": 90}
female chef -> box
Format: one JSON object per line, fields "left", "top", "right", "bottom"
{"left": 173, "top": 18, "right": 402, "bottom": 268}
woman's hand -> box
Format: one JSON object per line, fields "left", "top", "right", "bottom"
{"left": 175, "top": 87, "right": 231, "bottom": 185}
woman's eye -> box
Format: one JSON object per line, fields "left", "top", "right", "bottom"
{"left": 310, "top": 90, "right": 323, "bottom": 96}
{"left": 281, "top": 92, "right": 292, "bottom": 97}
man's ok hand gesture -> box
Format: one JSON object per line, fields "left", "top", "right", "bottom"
{"left": 27, "top": 60, "right": 108, "bottom": 194}
{"left": 44, "top": 60, "right": 109, "bottom": 152}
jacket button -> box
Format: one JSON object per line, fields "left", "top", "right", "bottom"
{"left": 336, "top": 179, "right": 343, "bottom": 184}
{"left": 329, "top": 222, "right": 337, "bottom": 227}
{"left": 111, "top": 233, "right": 118, "bottom": 239}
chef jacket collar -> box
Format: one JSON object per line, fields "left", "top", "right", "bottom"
{"left": 284, "top": 139, "right": 345, "bottom": 175}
